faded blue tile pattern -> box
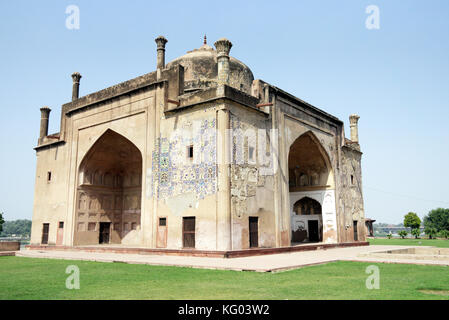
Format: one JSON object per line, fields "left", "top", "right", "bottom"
{"left": 152, "top": 119, "right": 217, "bottom": 200}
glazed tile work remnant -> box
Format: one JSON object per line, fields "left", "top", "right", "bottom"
{"left": 153, "top": 119, "right": 217, "bottom": 200}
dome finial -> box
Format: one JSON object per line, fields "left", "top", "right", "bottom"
{"left": 203, "top": 34, "right": 207, "bottom": 45}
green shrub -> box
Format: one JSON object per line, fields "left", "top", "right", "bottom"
{"left": 411, "top": 228, "right": 421, "bottom": 239}
{"left": 386, "top": 233, "right": 393, "bottom": 239}
{"left": 398, "top": 230, "right": 408, "bottom": 239}
{"left": 438, "top": 230, "right": 449, "bottom": 239}
{"left": 424, "top": 227, "right": 438, "bottom": 239}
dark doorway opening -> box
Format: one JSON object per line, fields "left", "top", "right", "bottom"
{"left": 308, "top": 220, "right": 319, "bottom": 242}
{"left": 99, "top": 222, "right": 111, "bottom": 244}
{"left": 41, "top": 223, "right": 49, "bottom": 245}
{"left": 353, "top": 221, "right": 358, "bottom": 241}
{"left": 157, "top": 217, "right": 168, "bottom": 248}
{"left": 183, "top": 217, "right": 195, "bottom": 248}
{"left": 249, "top": 217, "right": 259, "bottom": 248}
{"left": 56, "top": 221, "right": 64, "bottom": 245}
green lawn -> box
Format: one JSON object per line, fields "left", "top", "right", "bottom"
{"left": 369, "top": 238, "right": 449, "bottom": 248}
{"left": 0, "top": 256, "right": 448, "bottom": 300}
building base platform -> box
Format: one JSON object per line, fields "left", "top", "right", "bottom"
{"left": 25, "top": 241, "right": 369, "bottom": 259}
{"left": 0, "top": 251, "right": 16, "bottom": 257}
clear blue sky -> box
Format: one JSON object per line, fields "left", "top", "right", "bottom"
{"left": 0, "top": 0, "right": 448, "bottom": 224}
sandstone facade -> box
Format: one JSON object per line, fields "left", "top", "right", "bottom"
{"left": 31, "top": 36, "right": 365, "bottom": 249}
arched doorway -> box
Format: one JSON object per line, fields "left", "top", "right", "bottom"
{"left": 74, "top": 130, "right": 142, "bottom": 246}
{"left": 292, "top": 197, "right": 323, "bottom": 243}
{"left": 288, "top": 131, "right": 336, "bottom": 244}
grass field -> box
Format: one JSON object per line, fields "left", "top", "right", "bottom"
{"left": 0, "top": 256, "right": 448, "bottom": 300}
{"left": 368, "top": 238, "right": 449, "bottom": 248}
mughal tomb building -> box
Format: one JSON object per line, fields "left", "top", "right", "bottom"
{"left": 31, "top": 36, "right": 366, "bottom": 251}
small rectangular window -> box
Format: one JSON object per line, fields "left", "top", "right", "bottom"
{"left": 59, "top": 222, "right": 64, "bottom": 229}
{"left": 248, "top": 146, "right": 255, "bottom": 162}
{"left": 159, "top": 217, "right": 167, "bottom": 226}
{"left": 47, "top": 171, "right": 52, "bottom": 182}
{"left": 351, "top": 175, "right": 354, "bottom": 185}
{"left": 88, "top": 222, "right": 96, "bottom": 231}
{"left": 131, "top": 222, "right": 137, "bottom": 230}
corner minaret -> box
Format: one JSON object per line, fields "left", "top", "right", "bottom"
{"left": 155, "top": 35, "right": 168, "bottom": 70}
{"left": 349, "top": 114, "right": 360, "bottom": 143}
{"left": 214, "top": 38, "right": 232, "bottom": 86}
{"left": 39, "top": 106, "right": 51, "bottom": 142}
{"left": 71, "top": 72, "right": 82, "bottom": 101}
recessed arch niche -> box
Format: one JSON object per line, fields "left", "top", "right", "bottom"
{"left": 288, "top": 131, "right": 334, "bottom": 191}
{"left": 74, "top": 129, "right": 142, "bottom": 246}
{"left": 288, "top": 131, "right": 335, "bottom": 244}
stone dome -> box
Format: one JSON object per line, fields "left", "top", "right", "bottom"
{"left": 166, "top": 42, "right": 254, "bottom": 95}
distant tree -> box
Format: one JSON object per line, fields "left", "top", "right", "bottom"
{"left": 0, "top": 219, "right": 32, "bottom": 237}
{"left": 423, "top": 208, "right": 449, "bottom": 233}
{"left": 0, "top": 212, "right": 4, "bottom": 233}
{"left": 439, "top": 230, "right": 449, "bottom": 239}
{"left": 404, "top": 212, "right": 421, "bottom": 231}
{"left": 386, "top": 232, "right": 392, "bottom": 239}
{"left": 398, "top": 230, "right": 408, "bottom": 239}
{"left": 424, "top": 227, "right": 438, "bottom": 239}
{"left": 411, "top": 228, "right": 421, "bottom": 239}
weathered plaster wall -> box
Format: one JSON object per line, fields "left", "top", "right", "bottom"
{"left": 337, "top": 146, "right": 366, "bottom": 242}
{"left": 229, "top": 105, "right": 275, "bottom": 249}
{"left": 154, "top": 103, "right": 219, "bottom": 249}
{"left": 31, "top": 143, "right": 70, "bottom": 245}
